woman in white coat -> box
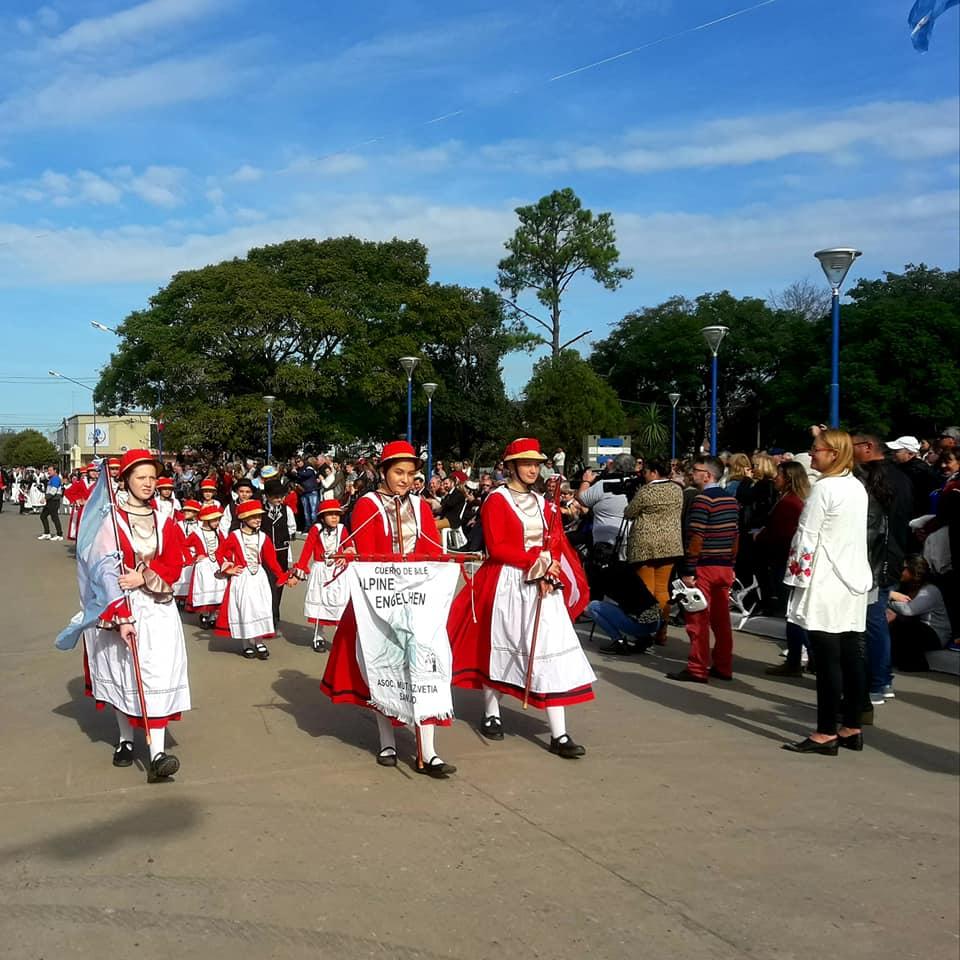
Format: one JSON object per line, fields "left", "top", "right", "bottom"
{"left": 783, "top": 429, "right": 872, "bottom": 756}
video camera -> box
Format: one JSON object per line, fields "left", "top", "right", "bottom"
{"left": 592, "top": 471, "right": 642, "bottom": 500}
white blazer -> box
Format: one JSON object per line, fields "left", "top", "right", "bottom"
{"left": 784, "top": 472, "right": 872, "bottom": 633}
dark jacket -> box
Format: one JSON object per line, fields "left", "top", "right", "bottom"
{"left": 898, "top": 457, "right": 940, "bottom": 519}
{"left": 859, "top": 460, "right": 912, "bottom": 588}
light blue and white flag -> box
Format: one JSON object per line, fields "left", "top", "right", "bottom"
{"left": 908, "top": 0, "right": 959, "bottom": 51}
{"left": 55, "top": 465, "right": 124, "bottom": 651}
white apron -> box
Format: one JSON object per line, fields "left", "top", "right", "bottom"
{"left": 225, "top": 533, "right": 274, "bottom": 639}
{"left": 85, "top": 588, "right": 191, "bottom": 719}
{"left": 304, "top": 528, "right": 350, "bottom": 623}
{"left": 190, "top": 557, "right": 227, "bottom": 608}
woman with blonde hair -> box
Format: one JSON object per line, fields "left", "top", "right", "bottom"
{"left": 783, "top": 429, "right": 872, "bottom": 755}
{"left": 724, "top": 453, "right": 753, "bottom": 496}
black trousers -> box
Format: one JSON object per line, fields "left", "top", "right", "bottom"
{"left": 40, "top": 497, "right": 63, "bottom": 536}
{"left": 809, "top": 630, "right": 865, "bottom": 735}
{"left": 266, "top": 550, "right": 289, "bottom": 629}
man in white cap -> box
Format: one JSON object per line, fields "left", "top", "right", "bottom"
{"left": 886, "top": 436, "right": 940, "bottom": 520}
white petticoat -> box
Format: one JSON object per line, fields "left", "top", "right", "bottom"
{"left": 303, "top": 562, "right": 349, "bottom": 623}
{"left": 190, "top": 557, "right": 226, "bottom": 608}
{"left": 85, "top": 589, "right": 191, "bottom": 719}
{"left": 489, "top": 566, "right": 596, "bottom": 694}
{"left": 226, "top": 566, "right": 275, "bottom": 639}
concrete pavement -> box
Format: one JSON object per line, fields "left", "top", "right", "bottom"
{"left": 0, "top": 507, "right": 957, "bottom": 959}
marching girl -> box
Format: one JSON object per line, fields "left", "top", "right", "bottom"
{"left": 64, "top": 463, "right": 99, "bottom": 541}
{"left": 154, "top": 476, "right": 180, "bottom": 523}
{"left": 288, "top": 498, "right": 351, "bottom": 652}
{"left": 198, "top": 477, "right": 221, "bottom": 509}
{"left": 448, "top": 437, "right": 594, "bottom": 759}
{"left": 172, "top": 499, "right": 202, "bottom": 608}
{"left": 185, "top": 504, "right": 227, "bottom": 628}
{"left": 83, "top": 449, "right": 191, "bottom": 783}
{"left": 319, "top": 441, "right": 456, "bottom": 777}
{"left": 214, "top": 500, "right": 288, "bottom": 659}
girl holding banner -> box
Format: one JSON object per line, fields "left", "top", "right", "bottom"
{"left": 319, "top": 441, "right": 458, "bottom": 777}
{"left": 448, "top": 437, "right": 594, "bottom": 758}
{"left": 83, "top": 449, "right": 192, "bottom": 783}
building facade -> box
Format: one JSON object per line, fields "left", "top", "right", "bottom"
{"left": 54, "top": 413, "right": 156, "bottom": 470}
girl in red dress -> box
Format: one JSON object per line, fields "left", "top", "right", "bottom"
{"left": 448, "top": 438, "right": 593, "bottom": 758}
{"left": 320, "top": 441, "right": 456, "bottom": 777}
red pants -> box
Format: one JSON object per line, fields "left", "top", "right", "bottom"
{"left": 684, "top": 565, "right": 735, "bottom": 678}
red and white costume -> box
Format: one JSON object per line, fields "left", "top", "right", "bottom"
{"left": 294, "top": 520, "right": 351, "bottom": 625}
{"left": 214, "top": 529, "right": 288, "bottom": 639}
{"left": 320, "top": 490, "right": 447, "bottom": 722}
{"left": 64, "top": 474, "right": 96, "bottom": 541}
{"left": 448, "top": 484, "right": 594, "bottom": 709}
{"left": 173, "top": 512, "right": 201, "bottom": 600}
{"left": 185, "top": 526, "right": 227, "bottom": 613}
{"left": 84, "top": 507, "right": 191, "bottom": 729}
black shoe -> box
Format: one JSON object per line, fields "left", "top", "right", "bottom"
{"left": 838, "top": 731, "right": 863, "bottom": 751}
{"left": 148, "top": 752, "right": 180, "bottom": 782}
{"left": 709, "top": 667, "right": 733, "bottom": 681}
{"left": 782, "top": 737, "right": 838, "bottom": 756}
{"left": 549, "top": 735, "right": 586, "bottom": 759}
{"left": 480, "top": 716, "right": 504, "bottom": 740}
{"left": 666, "top": 669, "right": 708, "bottom": 684}
{"left": 112, "top": 741, "right": 134, "bottom": 768}
{"left": 312, "top": 636, "right": 327, "bottom": 653}
{"left": 255, "top": 643, "right": 270, "bottom": 660}
{"left": 376, "top": 746, "right": 398, "bottom": 767}
{"left": 417, "top": 756, "right": 457, "bottom": 778}
{"left": 599, "top": 638, "right": 634, "bottom": 655}
{"left": 241, "top": 646, "right": 257, "bottom": 658}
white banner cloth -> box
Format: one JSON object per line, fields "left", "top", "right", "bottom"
{"left": 347, "top": 561, "right": 460, "bottom": 725}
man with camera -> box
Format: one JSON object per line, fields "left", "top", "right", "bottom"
{"left": 576, "top": 453, "right": 638, "bottom": 597}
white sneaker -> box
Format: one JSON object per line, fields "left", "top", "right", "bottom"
{"left": 882, "top": 684, "right": 895, "bottom": 700}
{"left": 869, "top": 691, "right": 885, "bottom": 707}
{"left": 51, "top": 535, "right": 63, "bottom": 541}
{"left": 37, "top": 533, "right": 51, "bottom": 540}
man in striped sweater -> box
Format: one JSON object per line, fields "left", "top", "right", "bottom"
{"left": 668, "top": 456, "right": 740, "bottom": 683}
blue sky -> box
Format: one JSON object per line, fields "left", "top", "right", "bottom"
{"left": 1, "top": 0, "right": 957, "bottom": 434}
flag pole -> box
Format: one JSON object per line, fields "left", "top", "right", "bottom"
{"left": 104, "top": 467, "right": 152, "bottom": 746}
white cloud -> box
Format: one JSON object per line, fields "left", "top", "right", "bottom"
{"left": 0, "top": 188, "right": 954, "bottom": 289}
{"left": 228, "top": 164, "right": 262, "bottom": 183}
{"left": 479, "top": 98, "right": 960, "bottom": 175}
{"left": 7, "top": 165, "right": 183, "bottom": 208}
{"left": 206, "top": 186, "right": 226, "bottom": 205}
{"left": 0, "top": 53, "right": 241, "bottom": 131}
{"left": 126, "top": 166, "right": 186, "bottom": 207}
{"left": 76, "top": 171, "right": 123, "bottom": 205}
{"left": 46, "top": 0, "right": 225, "bottom": 54}
{"left": 283, "top": 153, "right": 369, "bottom": 177}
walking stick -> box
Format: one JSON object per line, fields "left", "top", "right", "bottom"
{"left": 522, "top": 480, "right": 562, "bottom": 710}
{"left": 105, "top": 471, "right": 152, "bottom": 746}
{"left": 392, "top": 495, "right": 424, "bottom": 770}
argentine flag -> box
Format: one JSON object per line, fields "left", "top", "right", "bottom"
{"left": 909, "top": 0, "right": 959, "bottom": 51}
{"left": 55, "top": 465, "right": 124, "bottom": 651}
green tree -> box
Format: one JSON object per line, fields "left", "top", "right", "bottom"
{"left": 591, "top": 292, "right": 812, "bottom": 455}
{"left": 521, "top": 350, "right": 626, "bottom": 461}
{"left": 629, "top": 402, "right": 669, "bottom": 459}
{"left": 94, "top": 238, "right": 527, "bottom": 457}
{"left": 498, "top": 188, "right": 633, "bottom": 359}
{"left": 1, "top": 429, "right": 59, "bottom": 465}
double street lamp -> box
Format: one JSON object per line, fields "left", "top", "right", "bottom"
{"left": 814, "top": 247, "right": 862, "bottom": 429}
{"left": 49, "top": 370, "right": 98, "bottom": 458}
{"left": 263, "top": 396, "right": 276, "bottom": 462}
{"left": 700, "top": 326, "right": 729, "bottom": 456}
{"left": 668, "top": 392, "right": 680, "bottom": 460}
{"left": 399, "top": 356, "right": 420, "bottom": 444}
{"left": 423, "top": 382, "right": 438, "bottom": 479}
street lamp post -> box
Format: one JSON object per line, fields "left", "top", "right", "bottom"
{"left": 814, "top": 247, "right": 862, "bottom": 429}
{"left": 399, "top": 357, "right": 419, "bottom": 443}
{"left": 700, "top": 326, "right": 729, "bottom": 456}
{"left": 263, "top": 396, "right": 276, "bottom": 462}
{"left": 49, "top": 370, "right": 98, "bottom": 458}
{"left": 423, "top": 382, "right": 438, "bottom": 479}
{"left": 668, "top": 392, "right": 681, "bottom": 460}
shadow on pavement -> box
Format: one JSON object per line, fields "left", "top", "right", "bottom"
{"left": 0, "top": 796, "right": 200, "bottom": 864}
{"left": 52, "top": 676, "right": 116, "bottom": 747}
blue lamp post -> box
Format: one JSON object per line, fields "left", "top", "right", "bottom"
{"left": 814, "top": 248, "right": 862, "bottom": 429}
{"left": 423, "top": 382, "right": 437, "bottom": 479}
{"left": 399, "top": 356, "right": 419, "bottom": 443}
{"left": 263, "top": 395, "right": 276, "bottom": 461}
{"left": 668, "top": 392, "right": 680, "bottom": 460}
{"left": 700, "top": 326, "right": 729, "bottom": 456}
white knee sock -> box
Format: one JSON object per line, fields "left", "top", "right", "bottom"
{"left": 419, "top": 723, "right": 437, "bottom": 761}
{"left": 115, "top": 710, "right": 134, "bottom": 745}
{"left": 376, "top": 714, "right": 397, "bottom": 752}
{"left": 148, "top": 726, "right": 165, "bottom": 761}
{"left": 546, "top": 705, "right": 567, "bottom": 739}
{"left": 482, "top": 687, "right": 502, "bottom": 719}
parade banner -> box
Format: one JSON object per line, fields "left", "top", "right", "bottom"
{"left": 347, "top": 561, "right": 460, "bottom": 725}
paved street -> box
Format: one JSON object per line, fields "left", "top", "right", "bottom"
{"left": 1, "top": 507, "right": 957, "bottom": 960}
